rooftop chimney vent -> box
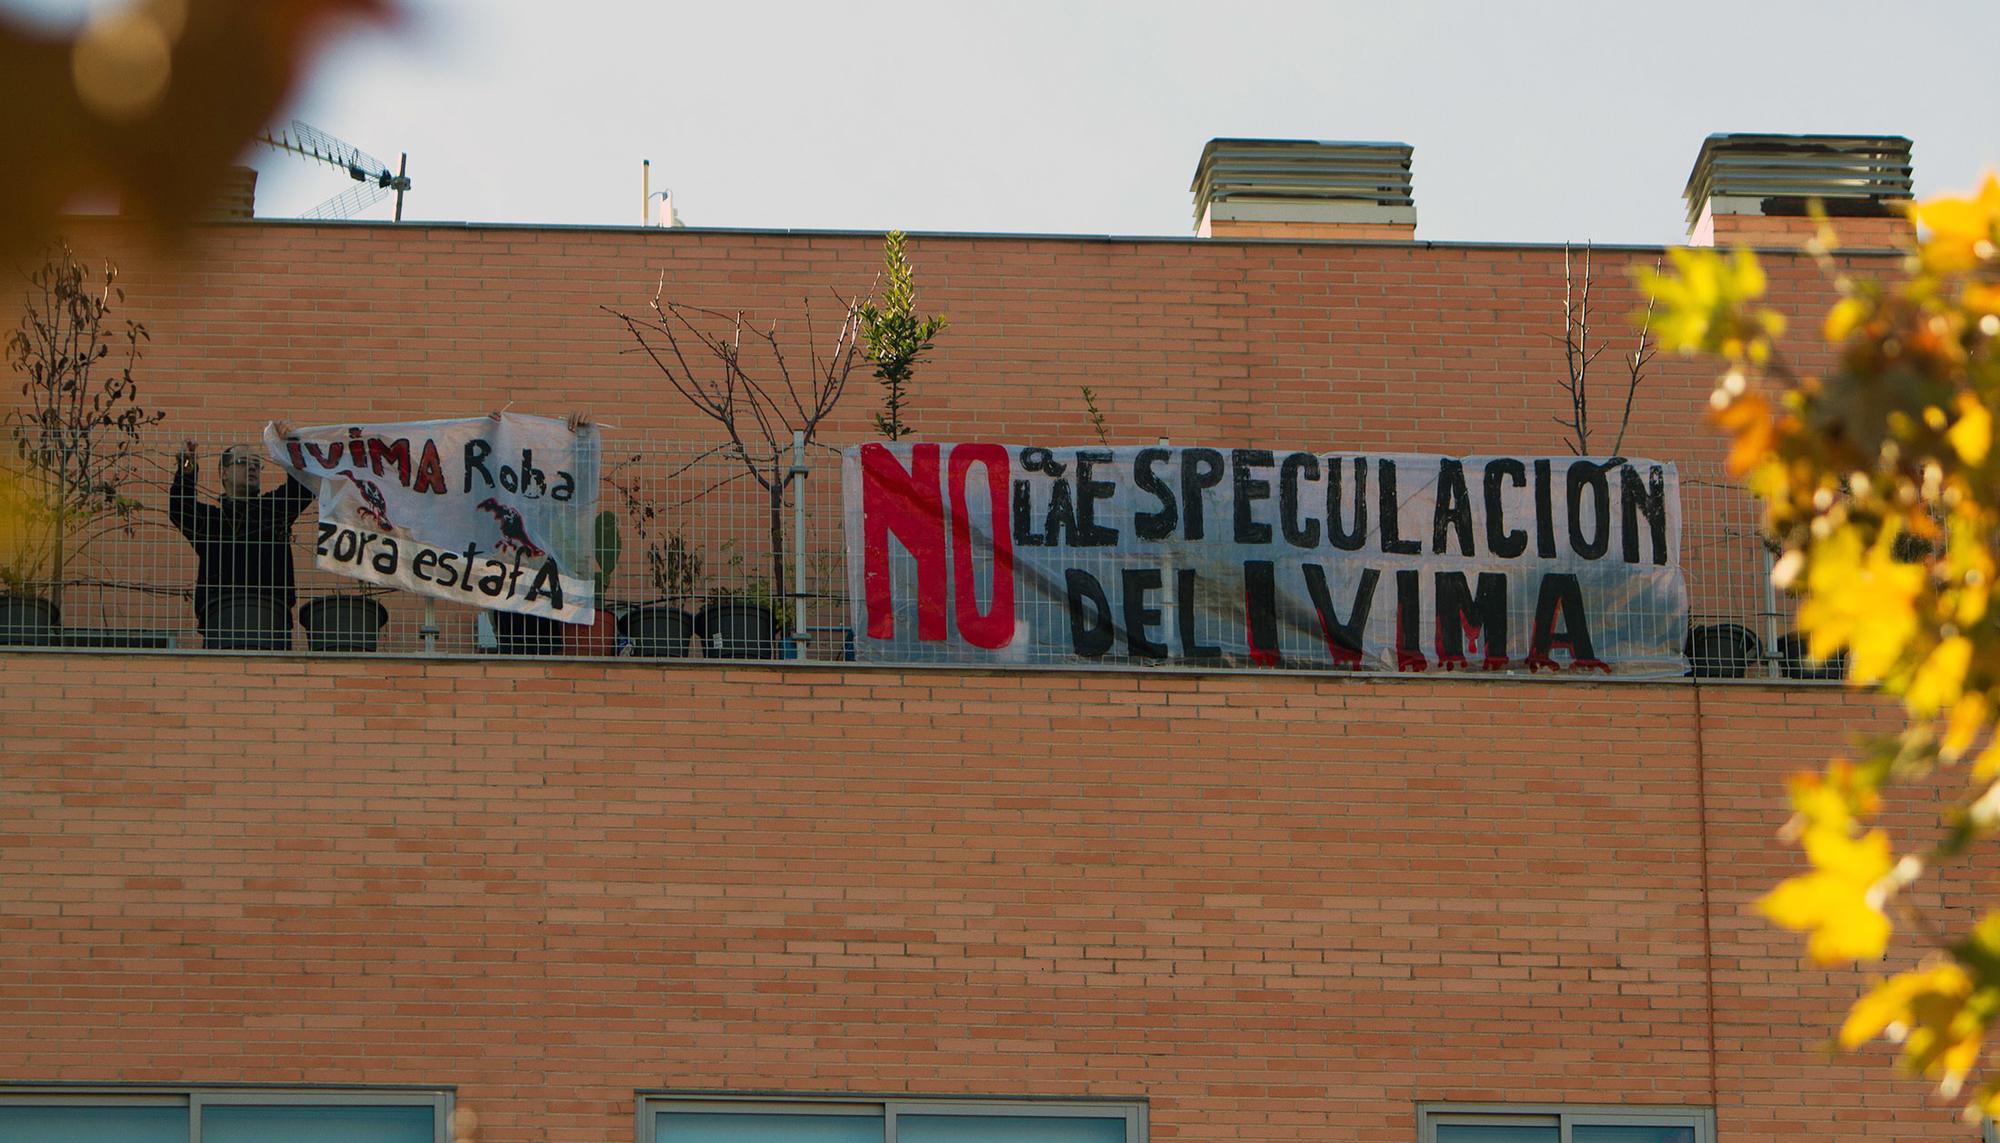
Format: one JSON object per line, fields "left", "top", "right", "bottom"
{"left": 1191, "top": 138, "right": 1415, "bottom": 240}
{"left": 1683, "top": 133, "right": 1913, "bottom": 247}
{"left": 203, "top": 166, "right": 258, "bottom": 221}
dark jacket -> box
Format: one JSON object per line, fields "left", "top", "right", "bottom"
{"left": 169, "top": 461, "right": 315, "bottom": 618}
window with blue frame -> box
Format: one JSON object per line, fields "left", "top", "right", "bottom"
{"left": 0, "top": 1087, "right": 450, "bottom": 1143}
{"left": 641, "top": 1096, "right": 1144, "bottom": 1143}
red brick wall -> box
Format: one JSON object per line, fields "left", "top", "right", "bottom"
{"left": 19, "top": 218, "right": 1878, "bottom": 462}
{"left": 5, "top": 219, "right": 1855, "bottom": 641}
{"left": 0, "top": 655, "right": 1970, "bottom": 1141}
{"left": 1704, "top": 212, "right": 1913, "bottom": 251}
{"left": 1, "top": 222, "right": 1962, "bottom": 1140}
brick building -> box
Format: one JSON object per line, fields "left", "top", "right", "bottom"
{"left": 0, "top": 135, "right": 1973, "bottom": 1142}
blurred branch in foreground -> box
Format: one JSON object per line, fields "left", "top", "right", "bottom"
{"left": 0, "top": 0, "right": 396, "bottom": 257}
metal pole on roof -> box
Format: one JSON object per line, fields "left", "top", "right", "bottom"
{"left": 1158, "top": 437, "right": 1176, "bottom": 655}
{"left": 790, "top": 429, "right": 809, "bottom": 650}
{"left": 641, "top": 160, "right": 650, "bottom": 226}
{"left": 1762, "top": 543, "right": 1780, "bottom": 679}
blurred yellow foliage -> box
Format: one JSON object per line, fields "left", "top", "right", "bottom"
{"left": 1653, "top": 173, "right": 2000, "bottom": 1119}
{"left": 1841, "top": 959, "right": 1987, "bottom": 1099}
{"left": 1639, "top": 247, "right": 1786, "bottom": 360}
{"left": 1759, "top": 826, "right": 1895, "bottom": 963}
{"left": 1914, "top": 175, "right": 2000, "bottom": 275}
{"left": 1797, "top": 526, "right": 1924, "bottom": 683}
{"left": 0, "top": 471, "right": 31, "bottom": 571}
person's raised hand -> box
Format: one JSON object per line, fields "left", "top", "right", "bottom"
{"left": 566, "top": 410, "right": 592, "bottom": 433}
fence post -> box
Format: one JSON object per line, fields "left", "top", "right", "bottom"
{"left": 1157, "top": 437, "right": 1176, "bottom": 655}
{"left": 1761, "top": 537, "right": 1780, "bottom": 679}
{"left": 790, "top": 429, "right": 809, "bottom": 654}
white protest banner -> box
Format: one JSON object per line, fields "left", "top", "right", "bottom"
{"left": 265, "top": 413, "right": 601, "bottom": 623}
{"left": 844, "top": 443, "right": 1688, "bottom": 675}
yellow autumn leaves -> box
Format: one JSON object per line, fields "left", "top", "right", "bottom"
{"left": 1760, "top": 822, "right": 1896, "bottom": 964}
{"left": 1658, "top": 172, "right": 2000, "bottom": 1118}
{"left": 1842, "top": 959, "right": 1989, "bottom": 1103}
{"left": 1796, "top": 526, "right": 1925, "bottom": 686}
{"left": 1915, "top": 175, "right": 2000, "bottom": 276}
{"left": 1760, "top": 760, "right": 1902, "bottom": 963}
{"left": 1642, "top": 246, "right": 1788, "bottom": 362}
{"left": 1949, "top": 393, "right": 1994, "bottom": 467}
{"left": 0, "top": 469, "right": 40, "bottom": 590}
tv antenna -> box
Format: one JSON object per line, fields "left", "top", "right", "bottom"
{"left": 258, "top": 120, "right": 413, "bottom": 222}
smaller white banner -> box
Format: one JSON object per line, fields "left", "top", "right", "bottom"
{"left": 265, "top": 413, "right": 601, "bottom": 623}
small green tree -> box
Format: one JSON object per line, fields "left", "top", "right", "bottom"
{"left": 1080, "top": 386, "right": 1111, "bottom": 445}
{"left": 859, "top": 230, "right": 947, "bottom": 440}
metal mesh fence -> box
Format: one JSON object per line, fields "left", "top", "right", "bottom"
{"left": 0, "top": 433, "right": 849, "bottom": 661}
{"left": 0, "top": 441, "right": 1810, "bottom": 677}
{"left": 1678, "top": 462, "right": 1807, "bottom": 678}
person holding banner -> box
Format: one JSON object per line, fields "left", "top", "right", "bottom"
{"left": 171, "top": 422, "right": 313, "bottom": 649}
{"left": 258, "top": 409, "right": 604, "bottom": 653}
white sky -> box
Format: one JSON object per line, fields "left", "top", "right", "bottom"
{"left": 12, "top": 0, "right": 2000, "bottom": 244}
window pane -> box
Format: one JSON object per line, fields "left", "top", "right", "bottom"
{"left": 655, "top": 1111, "right": 883, "bottom": 1143}
{"left": 1574, "top": 1128, "right": 1694, "bottom": 1143}
{"left": 1436, "top": 1126, "right": 1557, "bottom": 1143}
{"left": 899, "top": 1113, "right": 1127, "bottom": 1143}
{"left": 0, "top": 1106, "right": 187, "bottom": 1143}
{"left": 201, "top": 1104, "right": 434, "bottom": 1143}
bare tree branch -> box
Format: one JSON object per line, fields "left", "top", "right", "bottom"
{"left": 605, "top": 284, "right": 863, "bottom": 617}
{"left": 1555, "top": 242, "right": 1652, "bottom": 458}
{"left": 1610, "top": 259, "right": 1663, "bottom": 459}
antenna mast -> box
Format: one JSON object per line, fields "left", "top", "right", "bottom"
{"left": 259, "top": 120, "right": 413, "bottom": 221}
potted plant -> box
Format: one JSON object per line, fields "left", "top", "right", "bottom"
{"left": 605, "top": 280, "right": 863, "bottom": 662}
{"left": 0, "top": 473, "right": 56, "bottom": 644}
{"left": 1684, "top": 621, "right": 1762, "bottom": 679}
{"left": 693, "top": 541, "right": 793, "bottom": 659}
{"left": 605, "top": 233, "right": 946, "bottom": 664}
{"left": 562, "top": 509, "right": 621, "bottom": 656}
{"left": 606, "top": 465, "right": 702, "bottom": 658}
{"left": 699, "top": 577, "right": 791, "bottom": 660}
{"left": 860, "top": 229, "right": 949, "bottom": 441}
{"left": 624, "top": 530, "right": 700, "bottom": 657}
{"left": 490, "top": 510, "right": 617, "bottom": 656}
{"left": 492, "top": 608, "right": 560, "bottom": 655}
{"left": 1, "top": 242, "right": 162, "bottom": 646}
{"left": 298, "top": 591, "right": 390, "bottom": 653}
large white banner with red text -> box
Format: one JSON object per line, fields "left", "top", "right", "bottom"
{"left": 843, "top": 443, "right": 1687, "bottom": 674}
{"left": 266, "top": 413, "right": 601, "bottom": 623}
